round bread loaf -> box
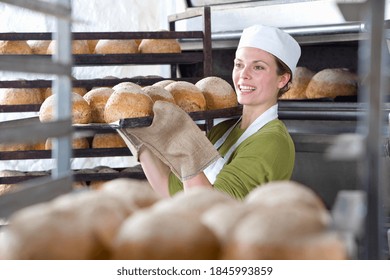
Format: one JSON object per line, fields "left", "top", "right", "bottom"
{"left": 0, "top": 88, "right": 43, "bottom": 105}
{"left": 223, "top": 204, "right": 335, "bottom": 260}
{"left": 44, "top": 87, "right": 88, "bottom": 99}
{"left": 27, "top": 40, "right": 51, "bottom": 54}
{"left": 153, "top": 79, "right": 175, "bottom": 88}
{"left": 0, "top": 170, "right": 25, "bottom": 196}
{"left": 83, "top": 87, "right": 114, "bottom": 123}
{"left": 104, "top": 87, "right": 153, "bottom": 123}
{"left": 244, "top": 180, "right": 327, "bottom": 212}
{"left": 195, "top": 76, "right": 238, "bottom": 110}
{"left": 305, "top": 68, "right": 358, "bottom": 99}
{"left": 2, "top": 191, "right": 129, "bottom": 260}
{"left": 39, "top": 92, "right": 92, "bottom": 124}
{"left": 138, "top": 36, "right": 181, "bottom": 53}
{"left": 87, "top": 40, "right": 99, "bottom": 53}
{"left": 164, "top": 81, "right": 206, "bottom": 112}
{"left": 111, "top": 209, "right": 220, "bottom": 260}
{"left": 94, "top": 39, "right": 138, "bottom": 54}
{"left": 279, "top": 66, "right": 315, "bottom": 99}
{"left": 142, "top": 85, "right": 175, "bottom": 104}
{"left": 45, "top": 137, "right": 90, "bottom": 150}
{"left": 152, "top": 187, "right": 237, "bottom": 218}
{"left": 112, "top": 81, "right": 142, "bottom": 91}
{"left": 92, "top": 133, "right": 126, "bottom": 148}
{"left": 100, "top": 178, "right": 161, "bottom": 210}
{"left": 47, "top": 40, "right": 90, "bottom": 54}
{"left": 0, "top": 40, "right": 32, "bottom": 54}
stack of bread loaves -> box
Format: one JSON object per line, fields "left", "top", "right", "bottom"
{"left": 280, "top": 67, "right": 358, "bottom": 100}
{"left": 0, "top": 179, "right": 347, "bottom": 260}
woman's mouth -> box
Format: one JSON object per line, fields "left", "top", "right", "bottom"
{"left": 239, "top": 85, "right": 256, "bottom": 94}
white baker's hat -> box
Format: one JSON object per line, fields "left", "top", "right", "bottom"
{"left": 237, "top": 24, "right": 301, "bottom": 74}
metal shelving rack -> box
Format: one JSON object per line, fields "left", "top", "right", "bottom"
{"left": 0, "top": 0, "right": 73, "bottom": 218}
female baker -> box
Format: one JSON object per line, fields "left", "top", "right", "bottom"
{"left": 121, "top": 24, "right": 301, "bottom": 200}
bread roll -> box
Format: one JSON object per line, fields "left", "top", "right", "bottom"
{"left": 111, "top": 210, "right": 220, "bottom": 260}
{"left": 104, "top": 87, "right": 153, "bottom": 123}
{"left": 223, "top": 204, "right": 336, "bottom": 260}
{"left": 2, "top": 191, "right": 130, "bottom": 259}
{"left": 44, "top": 87, "right": 88, "bottom": 99}
{"left": 92, "top": 133, "right": 126, "bottom": 148}
{"left": 100, "top": 178, "right": 161, "bottom": 209}
{"left": 142, "top": 85, "right": 175, "bottom": 104}
{"left": 305, "top": 68, "right": 358, "bottom": 99}
{"left": 164, "top": 81, "right": 206, "bottom": 112}
{"left": 195, "top": 76, "right": 238, "bottom": 110}
{"left": 27, "top": 40, "right": 51, "bottom": 54}
{"left": 279, "top": 66, "right": 315, "bottom": 99}
{"left": 138, "top": 35, "right": 181, "bottom": 53}
{"left": 112, "top": 81, "right": 142, "bottom": 91}
{"left": 152, "top": 187, "right": 237, "bottom": 218}
{"left": 94, "top": 39, "right": 138, "bottom": 54}
{"left": 87, "top": 40, "right": 99, "bottom": 53}
{"left": 0, "top": 170, "right": 24, "bottom": 196}
{"left": 0, "top": 40, "right": 32, "bottom": 54}
{"left": 244, "top": 180, "right": 327, "bottom": 212}
{"left": 153, "top": 79, "right": 175, "bottom": 88}
{"left": 39, "top": 92, "right": 92, "bottom": 124}
{"left": 45, "top": 137, "right": 90, "bottom": 150}
{"left": 0, "top": 88, "right": 43, "bottom": 105}
{"left": 0, "top": 143, "right": 33, "bottom": 152}
{"left": 83, "top": 87, "right": 114, "bottom": 123}
{"left": 47, "top": 40, "right": 90, "bottom": 54}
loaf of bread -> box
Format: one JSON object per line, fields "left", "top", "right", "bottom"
{"left": 223, "top": 204, "right": 345, "bottom": 260}
{"left": 47, "top": 40, "right": 90, "bottom": 54}
{"left": 153, "top": 79, "right": 175, "bottom": 88}
{"left": 87, "top": 40, "right": 99, "bottom": 53}
{"left": 0, "top": 40, "right": 32, "bottom": 54}
{"left": 44, "top": 87, "right": 88, "bottom": 99}
{"left": 0, "top": 170, "right": 24, "bottom": 196}
{"left": 244, "top": 180, "right": 328, "bottom": 212}
{"left": 45, "top": 137, "right": 90, "bottom": 150}
{"left": 104, "top": 87, "right": 153, "bottom": 123}
{"left": 305, "top": 68, "right": 358, "bottom": 99}
{"left": 39, "top": 92, "right": 92, "bottom": 124}
{"left": 100, "top": 178, "right": 161, "bottom": 210}
{"left": 279, "top": 66, "right": 315, "bottom": 99}
{"left": 27, "top": 40, "right": 51, "bottom": 54}
{"left": 0, "top": 143, "right": 33, "bottom": 152}
{"left": 92, "top": 133, "right": 126, "bottom": 148}
{"left": 111, "top": 209, "right": 220, "bottom": 260}
{"left": 138, "top": 31, "right": 181, "bottom": 53}
{"left": 94, "top": 39, "right": 138, "bottom": 54}
{"left": 142, "top": 85, "right": 175, "bottom": 104}
{"left": 164, "top": 81, "right": 206, "bottom": 112}
{"left": 195, "top": 76, "right": 238, "bottom": 110}
{"left": 0, "top": 88, "right": 43, "bottom": 105}
{"left": 83, "top": 87, "right": 114, "bottom": 123}
{"left": 152, "top": 187, "right": 237, "bottom": 218}
{"left": 1, "top": 190, "right": 130, "bottom": 259}
{"left": 112, "top": 81, "right": 142, "bottom": 91}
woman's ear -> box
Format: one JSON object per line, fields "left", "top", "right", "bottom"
{"left": 278, "top": 73, "right": 291, "bottom": 89}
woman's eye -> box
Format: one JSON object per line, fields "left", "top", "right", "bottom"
{"left": 254, "top": 65, "right": 263, "bottom": 70}
{"left": 234, "top": 62, "right": 242, "bottom": 68}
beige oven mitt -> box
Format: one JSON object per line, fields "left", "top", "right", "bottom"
{"left": 118, "top": 101, "right": 221, "bottom": 181}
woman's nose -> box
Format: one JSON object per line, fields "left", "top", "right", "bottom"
{"left": 239, "top": 66, "right": 250, "bottom": 79}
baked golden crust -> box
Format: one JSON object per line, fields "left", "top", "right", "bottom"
{"left": 165, "top": 81, "right": 206, "bottom": 112}
{"left": 94, "top": 39, "right": 138, "bottom": 54}
{"left": 195, "top": 76, "right": 238, "bottom": 110}
{"left": 83, "top": 87, "right": 114, "bottom": 123}
{"left": 0, "top": 40, "right": 32, "bottom": 54}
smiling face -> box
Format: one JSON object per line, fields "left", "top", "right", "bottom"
{"left": 232, "top": 47, "right": 290, "bottom": 110}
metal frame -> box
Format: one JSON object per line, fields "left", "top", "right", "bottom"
{"left": 0, "top": 0, "right": 73, "bottom": 218}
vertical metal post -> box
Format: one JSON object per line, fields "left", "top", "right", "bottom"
{"left": 358, "top": 0, "right": 387, "bottom": 260}
{"left": 52, "top": 0, "right": 73, "bottom": 180}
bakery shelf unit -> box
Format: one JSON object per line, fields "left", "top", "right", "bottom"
{"left": 0, "top": 7, "right": 212, "bottom": 186}
{"left": 0, "top": 0, "right": 73, "bottom": 218}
